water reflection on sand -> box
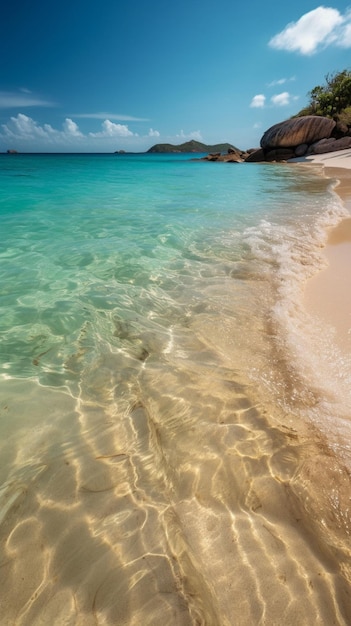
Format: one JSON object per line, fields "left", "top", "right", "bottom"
{"left": 1, "top": 158, "right": 351, "bottom": 624}
{"left": 1, "top": 298, "right": 351, "bottom": 625}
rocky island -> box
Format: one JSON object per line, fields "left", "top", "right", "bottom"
{"left": 147, "top": 139, "right": 240, "bottom": 154}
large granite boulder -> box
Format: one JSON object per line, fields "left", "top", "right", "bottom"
{"left": 260, "top": 116, "right": 336, "bottom": 150}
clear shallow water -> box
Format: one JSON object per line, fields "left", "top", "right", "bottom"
{"left": 1, "top": 153, "right": 351, "bottom": 625}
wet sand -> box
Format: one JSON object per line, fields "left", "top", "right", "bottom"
{"left": 302, "top": 152, "right": 351, "bottom": 351}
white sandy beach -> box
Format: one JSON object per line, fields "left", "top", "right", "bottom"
{"left": 294, "top": 149, "right": 351, "bottom": 351}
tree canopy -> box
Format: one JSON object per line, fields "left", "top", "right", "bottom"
{"left": 297, "top": 69, "right": 351, "bottom": 125}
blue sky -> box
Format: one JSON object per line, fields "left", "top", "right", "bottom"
{"left": 1, "top": 1, "right": 351, "bottom": 152}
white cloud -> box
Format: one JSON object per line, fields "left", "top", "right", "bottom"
{"left": 2, "top": 114, "right": 49, "bottom": 138}
{"left": 63, "top": 118, "right": 83, "bottom": 137}
{"left": 0, "top": 113, "right": 165, "bottom": 151}
{"left": 0, "top": 91, "right": 54, "bottom": 108}
{"left": 267, "top": 77, "right": 296, "bottom": 87}
{"left": 269, "top": 6, "right": 351, "bottom": 55}
{"left": 89, "top": 119, "right": 135, "bottom": 138}
{"left": 268, "top": 78, "right": 287, "bottom": 87}
{"left": 339, "top": 20, "right": 351, "bottom": 47}
{"left": 74, "top": 112, "right": 149, "bottom": 121}
{"left": 175, "top": 129, "right": 203, "bottom": 141}
{"left": 271, "top": 92, "right": 291, "bottom": 106}
{"left": 1, "top": 114, "right": 84, "bottom": 144}
{"left": 250, "top": 94, "right": 266, "bottom": 108}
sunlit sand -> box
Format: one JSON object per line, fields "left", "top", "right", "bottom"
{"left": 302, "top": 151, "right": 351, "bottom": 351}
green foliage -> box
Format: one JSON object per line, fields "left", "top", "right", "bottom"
{"left": 297, "top": 69, "right": 351, "bottom": 123}
{"left": 338, "top": 106, "right": 351, "bottom": 126}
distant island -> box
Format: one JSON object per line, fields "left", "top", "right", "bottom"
{"left": 147, "top": 139, "right": 240, "bottom": 153}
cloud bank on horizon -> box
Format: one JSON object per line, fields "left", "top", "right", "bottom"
{"left": 0, "top": 113, "right": 201, "bottom": 149}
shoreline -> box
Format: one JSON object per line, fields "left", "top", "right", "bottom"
{"left": 292, "top": 150, "right": 351, "bottom": 350}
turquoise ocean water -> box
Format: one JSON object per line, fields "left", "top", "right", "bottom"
{"left": 1, "top": 153, "right": 351, "bottom": 624}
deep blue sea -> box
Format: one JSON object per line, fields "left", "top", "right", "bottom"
{"left": 1, "top": 153, "right": 351, "bottom": 625}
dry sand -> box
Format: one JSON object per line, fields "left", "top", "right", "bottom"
{"left": 296, "top": 150, "right": 351, "bottom": 352}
